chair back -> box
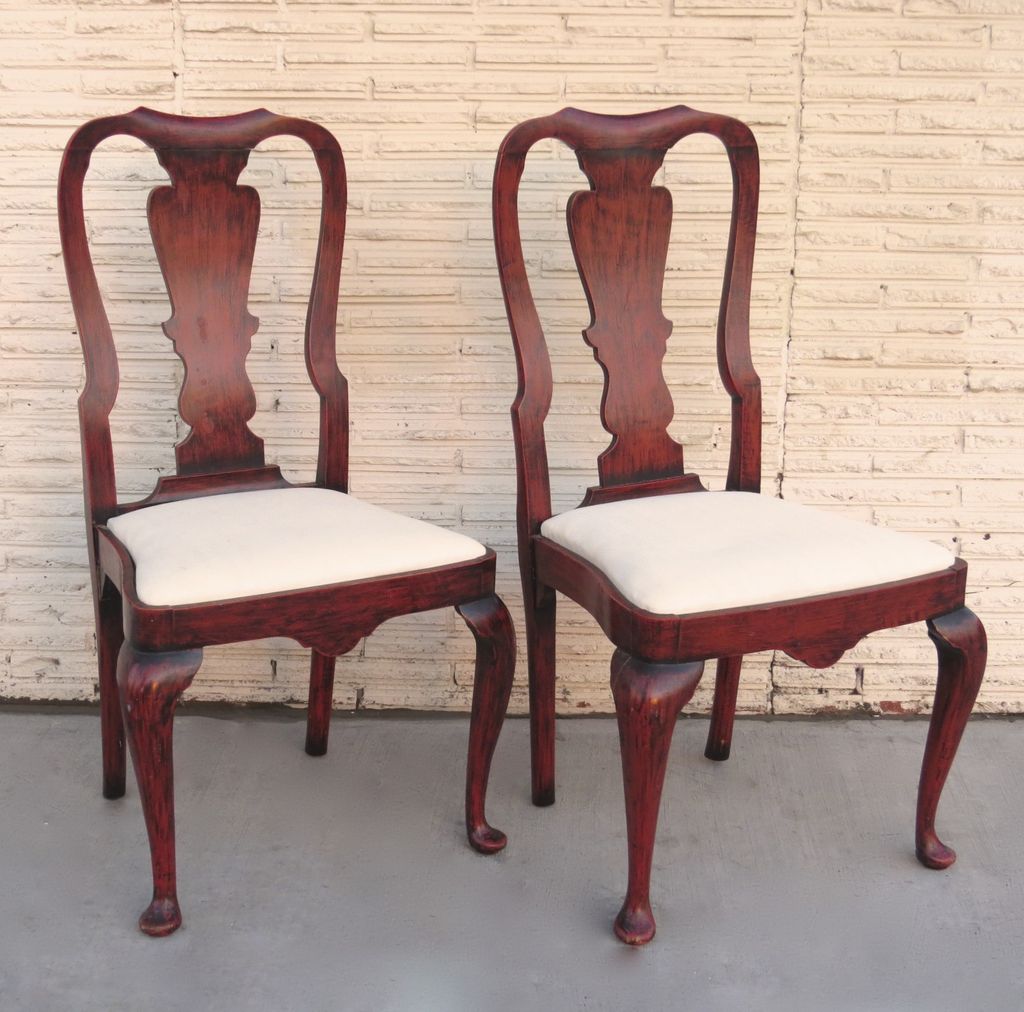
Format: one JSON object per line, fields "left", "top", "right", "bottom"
{"left": 492, "top": 105, "right": 762, "bottom": 543}
{"left": 58, "top": 108, "right": 348, "bottom": 528}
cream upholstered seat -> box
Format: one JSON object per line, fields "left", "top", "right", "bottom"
{"left": 107, "top": 487, "right": 487, "bottom": 607}
{"left": 540, "top": 491, "right": 955, "bottom": 616}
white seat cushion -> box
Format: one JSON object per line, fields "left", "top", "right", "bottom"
{"left": 107, "top": 487, "right": 487, "bottom": 607}
{"left": 540, "top": 491, "right": 955, "bottom": 616}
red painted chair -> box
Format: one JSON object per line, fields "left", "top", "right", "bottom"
{"left": 492, "top": 105, "right": 986, "bottom": 944}
{"left": 59, "top": 108, "right": 515, "bottom": 936}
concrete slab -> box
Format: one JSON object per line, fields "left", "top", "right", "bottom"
{"left": 1, "top": 711, "right": 1022, "bottom": 1011}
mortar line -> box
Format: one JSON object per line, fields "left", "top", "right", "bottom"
{"left": 768, "top": 0, "right": 810, "bottom": 715}
{"left": 172, "top": 0, "right": 184, "bottom": 114}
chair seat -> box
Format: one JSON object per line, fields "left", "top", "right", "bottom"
{"left": 540, "top": 491, "right": 955, "bottom": 616}
{"left": 107, "top": 487, "right": 487, "bottom": 607}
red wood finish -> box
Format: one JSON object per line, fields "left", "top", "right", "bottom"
{"left": 493, "top": 106, "right": 761, "bottom": 819}
{"left": 97, "top": 578, "right": 126, "bottom": 799}
{"left": 611, "top": 651, "right": 703, "bottom": 945}
{"left": 569, "top": 147, "right": 683, "bottom": 486}
{"left": 704, "top": 655, "right": 743, "bottom": 762}
{"left": 60, "top": 108, "right": 516, "bottom": 935}
{"left": 457, "top": 595, "right": 517, "bottom": 853}
{"left": 97, "top": 528, "right": 497, "bottom": 655}
{"left": 117, "top": 644, "right": 203, "bottom": 936}
{"left": 918, "top": 607, "right": 987, "bottom": 869}
{"left": 149, "top": 147, "right": 264, "bottom": 476}
{"left": 304, "top": 650, "right": 340, "bottom": 757}
{"left": 493, "top": 105, "right": 987, "bottom": 944}
{"left": 535, "top": 541, "right": 968, "bottom": 666}
{"left": 526, "top": 594, "right": 557, "bottom": 807}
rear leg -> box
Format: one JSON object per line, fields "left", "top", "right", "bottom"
{"left": 704, "top": 655, "right": 742, "bottom": 762}
{"left": 305, "top": 650, "right": 336, "bottom": 757}
{"left": 526, "top": 594, "right": 556, "bottom": 806}
{"left": 97, "top": 580, "right": 126, "bottom": 798}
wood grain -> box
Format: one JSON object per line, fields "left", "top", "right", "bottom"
{"left": 918, "top": 608, "right": 987, "bottom": 869}
{"left": 117, "top": 644, "right": 203, "bottom": 936}
{"left": 149, "top": 147, "right": 264, "bottom": 476}
{"left": 60, "top": 108, "right": 516, "bottom": 936}
{"left": 458, "top": 595, "right": 517, "bottom": 854}
{"left": 569, "top": 147, "right": 683, "bottom": 486}
{"left": 610, "top": 650, "right": 703, "bottom": 945}
{"left": 493, "top": 104, "right": 987, "bottom": 944}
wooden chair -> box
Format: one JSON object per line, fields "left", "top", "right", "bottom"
{"left": 58, "top": 108, "right": 516, "bottom": 936}
{"left": 492, "top": 105, "right": 986, "bottom": 945}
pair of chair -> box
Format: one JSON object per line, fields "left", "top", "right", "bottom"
{"left": 59, "top": 106, "right": 985, "bottom": 945}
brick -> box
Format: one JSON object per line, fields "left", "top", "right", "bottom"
{"left": 73, "top": 11, "right": 173, "bottom": 35}
{"left": 798, "top": 109, "right": 897, "bottom": 136}
{"left": 904, "top": 0, "right": 1024, "bottom": 17}
{"left": 805, "top": 17, "right": 986, "bottom": 45}
{"left": 897, "top": 106, "right": 1024, "bottom": 135}
{"left": 885, "top": 226, "right": 1024, "bottom": 253}
{"left": 0, "top": 0, "right": 1019, "bottom": 714}
{"left": 982, "top": 137, "right": 1024, "bottom": 163}
{"left": 376, "top": 13, "right": 563, "bottom": 41}
{"left": 475, "top": 43, "right": 654, "bottom": 66}
{"left": 889, "top": 167, "right": 1024, "bottom": 193}
{"left": 675, "top": 0, "right": 799, "bottom": 12}
{"left": 800, "top": 135, "right": 982, "bottom": 162}
{"left": 804, "top": 79, "right": 978, "bottom": 104}
{"left": 899, "top": 50, "right": 1024, "bottom": 75}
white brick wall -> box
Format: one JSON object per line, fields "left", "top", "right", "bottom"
{"left": 785, "top": 0, "right": 1024, "bottom": 714}
{"left": 1, "top": 0, "right": 1020, "bottom": 714}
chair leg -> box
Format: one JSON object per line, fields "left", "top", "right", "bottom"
{"left": 457, "top": 595, "right": 517, "bottom": 855}
{"left": 526, "top": 594, "right": 556, "bottom": 806}
{"left": 704, "top": 654, "right": 743, "bottom": 762}
{"left": 917, "top": 607, "right": 986, "bottom": 870}
{"left": 305, "top": 650, "right": 336, "bottom": 756}
{"left": 610, "top": 649, "right": 704, "bottom": 945}
{"left": 97, "top": 582, "right": 126, "bottom": 798}
{"left": 118, "top": 643, "right": 203, "bottom": 937}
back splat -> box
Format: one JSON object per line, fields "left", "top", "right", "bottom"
{"left": 568, "top": 147, "right": 685, "bottom": 487}
{"left": 149, "top": 147, "right": 264, "bottom": 476}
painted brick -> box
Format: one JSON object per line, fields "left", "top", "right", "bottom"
{"left": 790, "top": 0, "right": 1022, "bottom": 715}
{"left": 0, "top": 0, "right": 1018, "bottom": 720}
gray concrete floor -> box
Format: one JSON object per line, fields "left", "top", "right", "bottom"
{"left": 1, "top": 710, "right": 1022, "bottom": 1012}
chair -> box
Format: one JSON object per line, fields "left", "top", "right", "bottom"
{"left": 58, "top": 108, "right": 516, "bottom": 936}
{"left": 492, "top": 105, "right": 986, "bottom": 945}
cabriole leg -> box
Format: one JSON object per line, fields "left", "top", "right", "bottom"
{"left": 526, "top": 593, "right": 556, "bottom": 806}
{"left": 704, "top": 654, "right": 743, "bottom": 762}
{"left": 457, "top": 595, "right": 517, "bottom": 855}
{"left": 917, "top": 607, "right": 986, "bottom": 870}
{"left": 305, "top": 650, "right": 336, "bottom": 756}
{"left": 611, "top": 649, "right": 703, "bottom": 945}
{"left": 118, "top": 644, "right": 203, "bottom": 937}
{"left": 97, "top": 580, "right": 126, "bottom": 798}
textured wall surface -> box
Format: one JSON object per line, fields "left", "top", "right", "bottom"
{"left": 1, "top": 0, "right": 1020, "bottom": 714}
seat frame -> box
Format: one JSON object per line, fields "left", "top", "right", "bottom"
{"left": 492, "top": 105, "right": 986, "bottom": 944}
{"left": 60, "top": 107, "right": 515, "bottom": 936}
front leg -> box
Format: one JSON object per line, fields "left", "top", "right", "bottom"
{"left": 611, "top": 649, "right": 703, "bottom": 945}
{"left": 918, "top": 607, "right": 986, "bottom": 869}
{"left": 457, "top": 595, "right": 517, "bottom": 854}
{"left": 118, "top": 644, "right": 203, "bottom": 936}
